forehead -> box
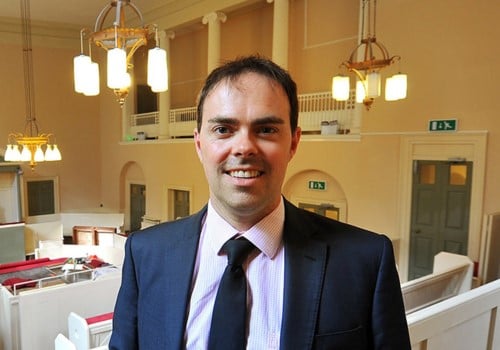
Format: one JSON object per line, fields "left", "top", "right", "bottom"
{"left": 200, "top": 71, "right": 292, "bottom": 129}
{"left": 207, "top": 72, "right": 286, "bottom": 100}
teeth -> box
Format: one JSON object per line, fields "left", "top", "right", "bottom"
{"left": 229, "top": 170, "right": 261, "bottom": 178}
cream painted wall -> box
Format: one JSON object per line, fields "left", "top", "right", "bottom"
{"left": 286, "top": 135, "right": 402, "bottom": 237}
{"left": 0, "top": 40, "right": 102, "bottom": 213}
{"left": 1, "top": 0, "right": 499, "bottom": 278}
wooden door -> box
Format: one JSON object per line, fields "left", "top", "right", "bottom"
{"left": 298, "top": 202, "right": 340, "bottom": 221}
{"left": 130, "top": 183, "right": 146, "bottom": 232}
{"left": 408, "top": 160, "right": 472, "bottom": 279}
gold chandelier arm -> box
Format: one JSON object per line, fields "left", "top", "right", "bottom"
{"left": 7, "top": 133, "right": 22, "bottom": 144}
{"left": 79, "top": 28, "right": 87, "bottom": 54}
{"left": 94, "top": 4, "right": 113, "bottom": 32}
{"left": 126, "top": 37, "right": 147, "bottom": 63}
{"left": 126, "top": 2, "right": 145, "bottom": 27}
{"left": 152, "top": 24, "right": 159, "bottom": 47}
{"left": 349, "top": 67, "right": 366, "bottom": 82}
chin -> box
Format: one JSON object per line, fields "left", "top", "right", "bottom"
{"left": 229, "top": 195, "right": 276, "bottom": 214}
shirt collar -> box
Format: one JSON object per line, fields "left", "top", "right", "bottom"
{"left": 205, "top": 198, "right": 285, "bottom": 259}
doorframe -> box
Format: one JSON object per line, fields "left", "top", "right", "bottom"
{"left": 163, "top": 185, "right": 193, "bottom": 222}
{"left": 24, "top": 176, "right": 60, "bottom": 217}
{"left": 291, "top": 196, "right": 347, "bottom": 223}
{"left": 398, "top": 132, "right": 487, "bottom": 282}
{"left": 125, "top": 179, "right": 145, "bottom": 232}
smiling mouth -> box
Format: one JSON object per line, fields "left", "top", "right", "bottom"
{"left": 228, "top": 170, "right": 263, "bottom": 178}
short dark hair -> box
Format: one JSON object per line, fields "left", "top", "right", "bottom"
{"left": 196, "top": 55, "right": 298, "bottom": 132}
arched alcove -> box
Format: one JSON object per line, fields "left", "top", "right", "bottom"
{"left": 283, "top": 170, "right": 348, "bottom": 222}
{"left": 119, "top": 161, "right": 146, "bottom": 231}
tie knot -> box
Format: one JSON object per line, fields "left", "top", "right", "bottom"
{"left": 222, "top": 238, "right": 255, "bottom": 266}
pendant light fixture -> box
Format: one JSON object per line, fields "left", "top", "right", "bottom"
{"left": 332, "top": 0, "right": 407, "bottom": 110}
{"left": 74, "top": 0, "right": 168, "bottom": 106}
{"left": 4, "top": 0, "right": 62, "bottom": 170}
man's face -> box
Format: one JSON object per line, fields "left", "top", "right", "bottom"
{"left": 194, "top": 72, "right": 301, "bottom": 228}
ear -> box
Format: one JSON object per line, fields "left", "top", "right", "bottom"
{"left": 194, "top": 128, "right": 203, "bottom": 161}
{"left": 289, "top": 126, "right": 301, "bottom": 159}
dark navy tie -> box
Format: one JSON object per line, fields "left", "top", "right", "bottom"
{"left": 208, "top": 238, "right": 255, "bottom": 350}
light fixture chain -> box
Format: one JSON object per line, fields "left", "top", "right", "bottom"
{"left": 20, "top": 0, "right": 37, "bottom": 136}
{"left": 360, "top": 0, "right": 367, "bottom": 44}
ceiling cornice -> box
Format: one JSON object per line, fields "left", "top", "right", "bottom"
{"left": 0, "top": 0, "right": 265, "bottom": 48}
{"left": 0, "top": 16, "right": 80, "bottom": 48}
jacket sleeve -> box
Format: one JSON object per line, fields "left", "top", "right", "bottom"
{"left": 109, "top": 234, "right": 139, "bottom": 350}
{"left": 372, "top": 235, "right": 411, "bottom": 349}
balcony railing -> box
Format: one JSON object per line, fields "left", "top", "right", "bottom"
{"left": 128, "top": 91, "right": 359, "bottom": 139}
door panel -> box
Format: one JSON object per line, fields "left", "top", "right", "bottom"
{"left": 408, "top": 160, "right": 472, "bottom": 280}
{"left": 443, "top": 240, "right": 462, "bottom": 254}
{"left": 130, "top": 184, "right": 146, "bottom": 232}
{"left": 27, "top": 180, "right": 55, "bottom": 216}
{"left": 298, "top": 203, "right": 340, "bottom": 221}
{"left": 414, "top": 236, "right": 433, "bottom": 271}
{"left": 173, "top": 189, "right": 189, "bottom": 219}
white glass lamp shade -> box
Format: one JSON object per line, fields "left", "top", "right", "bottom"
{"left": 44, "top": 145, "right": 54, "bottom": 161}
{"left": 34, "top": 145, "right": 45, "bottom": 162}
{"left": 45, "top": 144, "right": 61, "bottom": 161}
{"left": 7, "top": 144, "right": 22, "bottom": 161}
{"left": 51, "top": 144, "right": 62, "bottom": 161}
{"left": 83, "top": 62, "right": 100, "bottom": 96}
{"left": 366, "top": 71, "right": 381, "bottom": 98}
{"left": 107, "top": 48, "right": 127, "bottom": 89}
{"left": 147, "top": 47, "right": 168, "bottom": 92}
{"left": 332, "top": 76, "right": 350, "bottom": 101}
{"left": 4, "top": 145, "right": 13, "bottom": 161}
{"left": 74, "top": 54, "right": 91, "bottom": 93}
{"left": 355, "top": 80, "right": 366, "bottom": 103}
{"left": 394, "top": 73, "right": 407, "bottom": 99}
{"left": 385, "top": 74, "right": 407, "bottom": 101}
{"left": 385, "top": 76, "right": 397, "bottom": 101}
{"left": 20, "top": 146, "right": 31, "bottom": 162}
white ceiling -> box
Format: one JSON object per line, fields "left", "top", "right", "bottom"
{"left": 1, "top": 0, "right": 169, "bottom": 27}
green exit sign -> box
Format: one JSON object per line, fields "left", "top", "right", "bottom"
{"left": 429, "top": 119, "right": 457, "bottom": 132}
{"left": 308, "top": 180, "right": 326, "bottom": 190}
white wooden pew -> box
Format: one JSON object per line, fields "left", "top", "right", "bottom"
{"left": 55, "top": 333, "right": 108, "bottom": 350}
{"left": 0, "top": 245, "right": 122, "bottom": 350}
{"left": 401, "top": 252, "right": 473, "bottom": 314}
{"left": 407, "top": 278, "right": 500, "bottom": 349}
{"left": 68, "top": 311, "right": 113, "bottom": 350}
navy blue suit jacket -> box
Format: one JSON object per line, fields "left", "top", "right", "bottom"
{"left": 109, "top": 200, "right": 410, "bottom": 349}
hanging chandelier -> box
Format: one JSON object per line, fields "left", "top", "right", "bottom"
{"left": 332, "top": 0, "right": 407, "bottom": 110}
{"left": 74, "top": 0, "right": 168, "bottom": 106}
{"left": 4, "top": 0, "right": 62, "bottom": 170}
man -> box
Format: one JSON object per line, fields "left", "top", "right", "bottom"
{"left": 109, "top": 55, "right": 411, "bottom": 349}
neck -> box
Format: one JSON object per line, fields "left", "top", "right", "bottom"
{"left": 210, "top": 198, "right": 281, "bottom": 232}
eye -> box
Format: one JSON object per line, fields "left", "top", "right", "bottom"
{"left": 213, "top": 125, "right": 232, "bottom": 135}
{"left": 258, "top": 126, "right": 279, "bottom": 135}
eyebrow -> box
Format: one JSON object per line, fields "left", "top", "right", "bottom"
{"left": 207, "top": 115, "right": 285, "bottom": 126}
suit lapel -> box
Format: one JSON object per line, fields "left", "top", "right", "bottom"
{"left": 280, "top": 202, "right": 328, "bottom": 350}
{"left": 159, "top": 208, "right": 206, "bottom": 348}
{"left": 157, "top": 203, "right": 328, "bottom": 349}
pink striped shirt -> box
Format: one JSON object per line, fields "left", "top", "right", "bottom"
{"left": 184, "top": 199, "right": 285, "bottom": 350}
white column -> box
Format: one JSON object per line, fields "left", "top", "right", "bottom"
{"left": 158, "top": 30, "right": 175, "bottom": 140}
{"left": 202, "top": 12, "right": 227, "bottom": 72}
{"left": 267, "top": 0, "right": 289, "bottom": 69}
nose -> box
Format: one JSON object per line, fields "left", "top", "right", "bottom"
{"left": 233, "top": 130, "right": 257, "bottom": 157}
